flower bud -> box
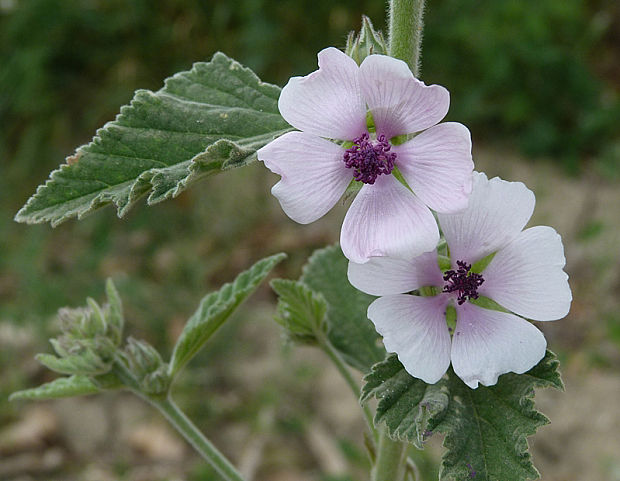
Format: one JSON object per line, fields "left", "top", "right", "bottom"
{"left": 122, "top": 337, "right": 170, "bottom": 395}
{"left": 38, "top": 279, "right": 125, "bottom": 376}
{"left": 345, "top": 16, "right": 388, "bottom": 65}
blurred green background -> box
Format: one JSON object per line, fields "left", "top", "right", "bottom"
{"left": 1, "top": 1, "right": 619, "bottom": 480}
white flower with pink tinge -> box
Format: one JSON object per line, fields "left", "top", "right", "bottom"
{"left": 258, "top": 47, "right": 473, "bottom": 264}
{"left": 348, "top": 172, "right": 572, "bottom": 388}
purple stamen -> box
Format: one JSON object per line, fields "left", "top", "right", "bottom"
{"left": 443, "top": 260, "right": 484, "bottom": 305}
{"left": 343, "top": 133, "right": 396, "bottom": 184}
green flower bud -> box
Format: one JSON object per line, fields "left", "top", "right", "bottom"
{"left": 38, "top": 279, "right": 125, "bottom": 376}
{"left": 345, "top": 16, "right": 388, "bottom": 65}
{"left": 122, "top": 337, "right": 170, "bottom": 395}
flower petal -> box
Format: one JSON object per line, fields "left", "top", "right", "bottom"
{"left": 341, "top": 175, "right": 439, "bottom": 263}
{"left": 347, "top": 251, "right": 444, "bottom": 296}
{"left": 479, "top": 226, "right": 572, "bottom": 321}
{"left": 278, "top": 47, "right": 367, "bottom": 140}
{"left": 258, "top": 131, "right": 351, "bottom": 224}
{"left": 359, "top": 54, "right": 450, "bottom": 138}
{"left": 437, "top": 172, "right": 535, "bottom": 264}
{"left": 394, "top": 122, "right": 473, "bottom": 213}
{"left": 368, "top": 294, "right": 451, "bottom": 384}
{"left": 451, "top": 302, "right": 547, "bottom": 389}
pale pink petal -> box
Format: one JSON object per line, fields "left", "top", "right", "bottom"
{"left": 479, "top": 226, "right": 572, "bottom": 321}
{"left": 451, "top": 302, "right": 547, "bottom": 389}
{"left": 258, "top": 131, "right": 351, "bottom": 224}
{"left": 358, "top": 54, "right": 450, "bottom": 138}
{"left": 394, "top": 122, "right": 473, "bottom": 213}
{"left": 368, "top": 295, "right": 451, "bottom": 384}
{"left": 437, "top": 172, "right": 535, "bottom": 264}
{"left": 341, "top": 175, "right": 439, "bottom": 263}
{"left": 278, "top": 47, "right": 367, "bottom": 141}
{"left": 347, "top": 251, "right": 444, "bottom": 296}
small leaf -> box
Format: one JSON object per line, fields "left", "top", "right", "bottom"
{"left": 36, "top": 351, "right": 111, "bottom": 376}
{"left": 105, "top": 278, "right": 124, "bottom": 341}
{"left": 10, "top": 375, "right": 100, "bottom": 401}
{"left": 16, "top": 52, "right": 291, "bottom": 226}
{"left": 301, "top": 245, "right": 386, "bottom": 373}
{"left": 169, "top": 253, "right": 286, "bottom": 378}
{"left": 362, "top": 354, "right": 449, "bottom": 449}
{"left": 270, "top": 279, "right": 327, "bottom": 344}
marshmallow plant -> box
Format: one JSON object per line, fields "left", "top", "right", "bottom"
{"left": 12, "top": 2, "right": 570, "bottom": 480}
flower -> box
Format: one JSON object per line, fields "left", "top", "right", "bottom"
{"left": 347, "top": 172, "right": 572, "bottom": 388}
{"left": 258, "top": 47, "right": 473, "bottom": 263}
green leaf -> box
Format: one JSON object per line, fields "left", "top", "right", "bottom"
{"left": 169, "top": 253, "right": 286, "bottom": 378}
{"left": 16, "top": 52, "right": 291, "bottom": 226}
{"left": 300, "top": 245, "right": 386, "bottom": 373}
{"left": 36, "top": 350, "right": 111, "bottom": 376}
{"left": 438, "top": 351, "right": 562, "bottom": 481}
{"left": 9, "top": 375, "right": 100, "bottom": 401}
{"left": 361, "top": 354, "right": 449, "bottom": 449}
{"left": 362, "top": 351, "right": 563, "bottom": 481}
{"left": 269, "top": 279, "right": 327, "bottom": 344}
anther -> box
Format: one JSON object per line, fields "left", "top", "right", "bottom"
{"left": 343, "top": 133, "right": 396, "bottom": 184}
{"left": 442, "top": 260, "right": 485, "bottom": 305}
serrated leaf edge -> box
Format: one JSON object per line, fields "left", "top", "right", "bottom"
{"left": 15, "top": 52, "right": 290, "bottom": 227}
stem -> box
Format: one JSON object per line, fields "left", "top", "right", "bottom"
{"left": 388, "top": 0, "right": 426, "bottom": 76}
{"left": 112, "top": 356, "right": 245, "bottom": 481}
{"left": 151, "top": 396, "right": 247, "bottom": 481}
{"left": 319, "top": 336, "right": 378, "bottom": 443}
{"left": 371, "top": 428, "right": 409, "bottom": 481}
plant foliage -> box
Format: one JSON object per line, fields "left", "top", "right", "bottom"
{"left": 15, "top": 53, "right": 291, "bottom": 226}
{"left": 362, "top": 352, "right": 563, "bottom": 481}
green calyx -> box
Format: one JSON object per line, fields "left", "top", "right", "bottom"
{"left": 345, "top": 15, "right": 388, "bottom": 65}
{"left": 121, "top": 337, "right": 170, "bottom": 395}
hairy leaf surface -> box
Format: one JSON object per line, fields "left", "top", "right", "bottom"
{"left": 169, "top": 253, "right": 286, "bottom": 378}
{"left": 16, "top": 53, "right": 290, "bottom": 226}
{"left": 301, "top": 245, "right": 385, "bottom": 373}
{"left": 10, "top": 375, "right": 100, "bottom": 401}
{"left": 361, "top": 354, "right": 449, "bottom": 449}
{"left": 363, "top": 351, "right": 563, "bottom": 481}
{"left": 270, "top": 279, "right": 327, "bottom": 344}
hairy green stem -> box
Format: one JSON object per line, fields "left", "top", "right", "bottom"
{"left": 371, "top": 428, "right": 409, "bottom": 481}
{"left": 151, "top": 396, "right": 246, "bottom": 481}
{"left": 112, "top": 356, "right": 245, "bottom": 481}
{"left": 319, "top": 335, "right": 378, "bottom": 443}
{"left": 388, "top": 0, "right": 426, "bottom": 76}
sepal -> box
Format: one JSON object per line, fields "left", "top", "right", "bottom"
{"left": 345, "top": 16, "right": 388, "bottom": 65}
{"left": 120, "top": 337, "right": 170, "bottom": 395}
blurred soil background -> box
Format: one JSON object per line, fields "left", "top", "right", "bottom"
{"left": 1, "top": 1, "right": 619, "bottom": 480}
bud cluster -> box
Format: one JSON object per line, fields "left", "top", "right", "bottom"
{"left": 38, "top": 280, "right": 125, "bottom": 376}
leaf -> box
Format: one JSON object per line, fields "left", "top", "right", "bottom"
{"left": 269, "top": 279, "right": 327, "bottom": 344}
{"left": 300, "top": 245, "right": 386, "bottom": 373}
{"left": 361, "top": 354, "right": 449, "bottom": 449}
{"left": 169, "top": 253, "right": 286, "bottom": 378}
{"left": 36, "top": 350, "right": 111, "bottom": 376}
{"left": 10, "top": 375, "right": 100, "bottom": 401}
{"left": 437, "top": 351, "right": 562, "bottom": 481}
{"left": 362, "top": 351, "right": 563, "bottom": 481}
{"left": 16, "top": 52, "right": 291, "bottom": 226}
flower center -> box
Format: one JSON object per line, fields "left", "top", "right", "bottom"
{"left": 343, "top": 133, "right": 396, "bottom": 184}
{"left": 442, "top": 260, "right": 485, "bottom": 305}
